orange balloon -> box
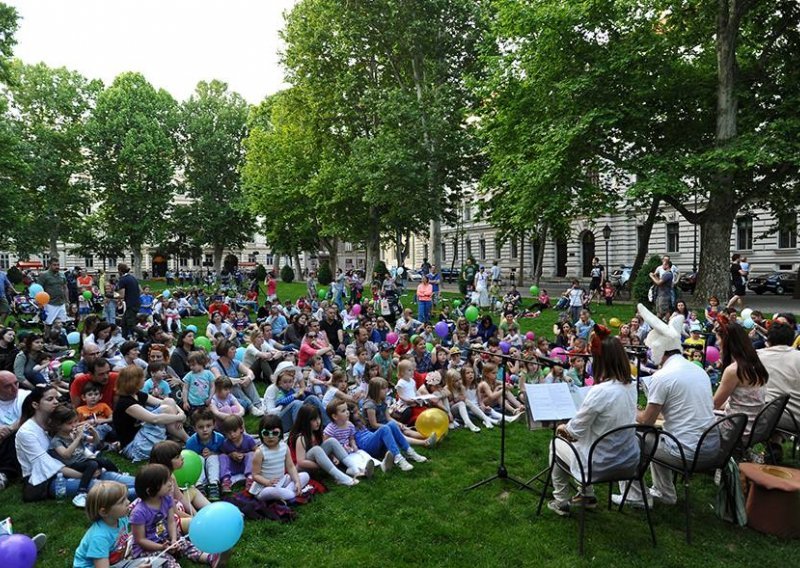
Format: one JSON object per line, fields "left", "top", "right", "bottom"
{"left": 35, "top": 291, "right": 50, "bottom": 305}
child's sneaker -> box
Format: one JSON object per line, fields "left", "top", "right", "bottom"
{"left": 207, "top": 483, "right": 220, "bottom": 501}
{"left": 468, "top": 424, "right": 481, "bottom": 432}
{"left": 483, "top": 420, "right": 494, "bottom": 429}
{"left": 381, "top": 451, "right": 394, "bottom": 473}
{"left": 406, "top": 448, "right": 428, "bottom": 463}
{"left": 362, "top": 460, "right": 375, "bottom": 478}
{"left": 221, "top": 478, "right": 232, "bottom": 494}
{"left": 394, "top": 455, "right": 414, "bottom": 471}
{"left": 72, "top": 492, "right": 87, "bottom": 508}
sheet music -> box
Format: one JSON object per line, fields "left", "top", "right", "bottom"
{"left": 525, "top": 383, "right": 579, "bottom": 422}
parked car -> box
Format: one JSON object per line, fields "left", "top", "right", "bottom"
{"left": 677, "top": 271, "right": 698, "bottom": 293}
{"left": 609, "top": 266, "right": 632, "bottom": 287}
{"left": 440, "top": 267, "right": 459, "bottom": 283}
{"left": 748, "top": 272, "right": 796, "bottom": 295}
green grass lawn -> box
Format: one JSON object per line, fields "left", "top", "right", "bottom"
{"left": 2, "top": 281, "right": 794, "bottom": 567}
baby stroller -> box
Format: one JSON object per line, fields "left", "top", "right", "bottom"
{"left": 11, "top": 294, "right": 41, "bottom": 326}
{"left": 380, "top": 289, "right": 403, "bottom": 326}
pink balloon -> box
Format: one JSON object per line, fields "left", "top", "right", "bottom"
{"left": 386, "top": 332, "right": 399, "bottom": 344}
{"left": 525, "top": 331, "right": 535, "bottom": 341}
{"left": 551, "top": 347, "right": 567, "bottom": 363}
{"left": 352, "top": 304, "right": 362, "bottom": 315}
{"left": 705, "top": 346, "right": 720, "bottom": 364}
{"left": 584, "top": 377, "right": 595, "bottom": 386}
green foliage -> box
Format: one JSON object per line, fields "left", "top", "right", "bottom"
{"left": 633, "top": 255, "right": 663, "bottom": 306}
{"left": 373, "top": 260, "right": 388, "bottom": 281}
{"left": 280, "top": 264, "right": 295, "bottom": 283}
{"left": 254, "top": 263, "right": 267, "bottom": 283}
{"left": 317, "top": 262, "right": 332, "bottom": 286}
{"left": 0, "top": 3, "right": 18, "bottom": 84}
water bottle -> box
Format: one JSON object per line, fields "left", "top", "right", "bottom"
{"left": 54, "top": 472, "right": 67, "bottom": 501}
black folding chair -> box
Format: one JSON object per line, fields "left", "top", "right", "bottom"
{"left": 536, "top": 424, "right": 661, "bottom": 556}
{"left": 650, "top": 413, "right": 748, "bottom": 543}
{"left": 740, "top": 395, "right": 790, "bottom": 463}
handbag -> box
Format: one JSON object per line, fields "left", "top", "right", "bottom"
{"left": 380, "top": 299, "right": 391, "bottom": 316}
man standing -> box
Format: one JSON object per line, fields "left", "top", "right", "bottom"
{"left": 115, "top": 263, "right": 140, "bottom": 339}
{"left": 649, "top": 256, "right": 674, "bottom": 318}
{"left": 588, "top": 256, "right": 605, "bottom": 304}
{"left": 615, "top": 304, "right": 718, "bottom": 508}
{"left": 0, "top": 269, "right": 18, "bottom": 326}
{"left": 428, "top": 265, "right": 441, "bottom": 306}
{"left": 491, "top": 260, "right": 501, "bottom": 285}
{"left": 0, "top": 370, "right": 29, "bottom": 490}
{"left": 37, "top": 258, "right": 69, "bottom": 330}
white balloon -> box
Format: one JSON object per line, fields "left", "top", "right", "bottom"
{"left": 397, "top": 267, "right": 404, "bottom": 275}
{"left": 741, "top": 308, "right": 753, "bottom": 320}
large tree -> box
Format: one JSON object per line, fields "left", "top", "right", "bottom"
{"left": 7, "top": 61, "right": 101, "bottom": 258}
{"left": 480, "top": 0, "right": 800, "bottom": 300}
{"left": 178, "top": 80, "right": 254, "bottom": 276}
{"left": 278, "top": 0, "right": 484, "bottom": 276}
{"left": 86, "top": 72, "right": 180, "bottom": 278}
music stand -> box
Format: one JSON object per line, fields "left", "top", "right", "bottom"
{"left": 464, "top": 347, "right": 534, "bottom": 492}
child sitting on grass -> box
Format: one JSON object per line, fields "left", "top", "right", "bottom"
{"left": 185, "top": 409, "right": 225, "bottom": 500}
{"left": 250, "top": 414, "right": 310, "bottom": 501}
{"left": 76, "top": 381, "right": 115, "bottom": 448}
{"left": 209, "top": 376, "right": 245, "bottom": 430}
{"left": 143, "top": 361, "right": 171, "bottom": 400}
{"left": 218, "top": 414, "right": 257, "bottom": 493}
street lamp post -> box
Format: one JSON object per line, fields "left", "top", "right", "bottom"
{"left": 692, "top": 193, "right": 698, "bottom": 273}
{"left": 602, "top": 224, "right": 612, "bottom": 273}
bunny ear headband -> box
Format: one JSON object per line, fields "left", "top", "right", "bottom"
{"left": 637, "top": 303, "right": 684, "bottom": 362}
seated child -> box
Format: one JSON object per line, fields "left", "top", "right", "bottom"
{"left": 76, "top": 382, "right": 115, "bottom": 447}
{"left": 209, "top": 376, "right": 245, "bottom": 430}
{"left": 372, "top": 342, "right": 396, "bottom": 381}
{"left": 142, "top": 361, "right": 171, "bottom": 400}
{"left": 250, "top": 415, "right": 310, "bottom": 501}
{"left": 308, "top": 355, "right": 333, "bottom": 396}
{"left": 351, "top": 348, "right": 368, "bottom": 382}
{"left": 218, "top": 414, "right": 257, "bottom": 493}
{"left": 181, "top": 351, "right": 214, "bottom": 415}
{"left": 322, "top": 370, "right": 359, "bottom": 408}
{"left": 323, "top": 400, "right": 385, "bottom": 474}
{"left": 185, "top": 409, "right": 225, "bottom": 500}
{"left": 49, "top": 405, "right": 118, "bottom": 509}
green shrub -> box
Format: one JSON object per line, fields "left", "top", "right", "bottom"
{"left": 632, "top": 255, "right": 662, "bottom": 305}
{"left": 254, "top": 263, "right": 267, "bottom": 282}
{"left": 318, "top": 262, "right": 333, "bottom": 285}
{"left": 458, "top": 256, "right": 477, "bottom": 295}
{"left": 373, "top": 260, "right": 388, "bottom": 282}
{"left": 280, "top": 264, "right": 295, "bottom": 283}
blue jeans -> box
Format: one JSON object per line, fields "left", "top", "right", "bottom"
{"left": 50, "top": 470, "right": 136, "bottom": 499}
{"left": 104, "top": 300, "right": 117, "bottom": 324}
{"left": 278, "top": 396, "right": 330, "bottom": 432}
{"left": 354, "top": 422, "right": 409, "bottom": 458}
{"left": 418, "top": 300, "right": 432, "bottom": 323}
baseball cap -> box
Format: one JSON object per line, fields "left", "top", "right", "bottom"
{"left": 379, "top": 341, "right": 392, "bottom": 352}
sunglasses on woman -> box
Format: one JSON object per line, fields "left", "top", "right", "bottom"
{"left": 260, "top": 428, "right": 282, "bottom": 438}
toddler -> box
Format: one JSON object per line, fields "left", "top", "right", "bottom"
{"left": 250, "top": 415, "right": 310, "bottom": 501}
{"left": 181, "top": 351, "right": 215, "bottom": 414}
{"left": 209, "top": 376, "right": 245, "bottom": 429}
{"left": 76, "top": 382, "right": 115, "bottom": 447}
{"left": 218, "top": 414, "right": 257, "bottom": 493}
{"left": 143, "top": 361, "right": 171, "bottom": 400}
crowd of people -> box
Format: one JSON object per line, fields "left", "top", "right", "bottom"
{"left": 0, "top": 254, "right": 798, "bottom": 565}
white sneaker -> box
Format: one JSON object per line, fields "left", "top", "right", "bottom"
{"left": 426, "top": 433, "right": 438, "bottom": 448}
{"left": 0, "top": 472, "right": 7, "bottom": 490}
{"left": 504, "top": 413, "right": 522, "bottom": 423}
{"left": 363, "top": 460, "right": 375, "bottom": 479}
{"left": 406, "top": 448, "right": 428, "bottom": 463}
{"left": 337, "top": 476, "right": 359, "bottom": 487}
{"left": 32, "top": 533, "right": 47, "bottom": 552}
{"left": 381, "top": 451, "right": 394, "bottom": 473}
{"left": 249, "top": 405, "right": 265, "bottom": 417}
{"left": 648, "top": 487, "right": 677, "bottom": 505}
{"left": 483, "top": 421, "right": 494, "bottom": 429}
{"left": 72, "top": 493, "right": 87, "bottom": 508}
{"left": 395, "top": 455, "right": 414, "bottom": 471}
{"left": 610, "top": 493, "right": 651, "bottom": 509}
{"left": 468, "top": 424, "right": 481, "bottom": 432}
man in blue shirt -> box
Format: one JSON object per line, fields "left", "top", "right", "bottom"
{"left": 427, "top": 265, "right": 441, "bottom": 306}
{"left": 266, "top": 305, "right": 288, "bottom": 339}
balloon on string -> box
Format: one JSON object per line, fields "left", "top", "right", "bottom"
{"left": 188, "top": 501, "right": 244, "bottom": 554}
{"left": 465, "top": 306, "right": 479, "bottom": 322}
{"left": 425, "top": 342, "right": 434, "bottom": 353}
{"left": 434, "top": 321, "right": 449, "bottom": 338}
{"left": 414, "top": 408, "right": 449, "bottom": 440}
{"left": 174, "top": 450, "right": 203, "bottom": 488}
{"left": 705, "top": 346, "right": 720, "bottom": 364}
{"left": 235, "top": 347, "right": 246, "bottom": 361}
{"left": 386, "top": 332, "right": 399, "bottom": 344}
{"left": 186, "top": 325, "right": 198, "bottom": 333}
{"left": 0, "top": 534, "right": 37, "bottom": 568}
{"left": 34, "top": 291, "right": 50, "bottom": 306}
{"left": 352, "top": 303, "right": 361, "bottom": 315}
{"left": 452, "top": 299, "right": 461, "bottom": 308}
{"left": 525, "top": 331, "right": 535, "bottom": 341}
{"left": 67, "top": 331, "right": 80, "bottom": 345}
{"left": 195, "top": 337, "right": 213, "bottom": 351}
{"left": 529, "top": 285, "right": 539, "bottom": 296}
{"left": 82, "top": 291, "right": 92, "bottom": 301}
{"left": 61, "top": 360, "right": 76, "bottom": 376}
{"left": 397, "top": 267, "right": 404, "bottom": 275}
{"left": 550, "top": 347, "right": 568, "bottom": 363}
{"left": 499, "top": 341, "right": 510, "bottom": 354}
{"left": 318, "top": 288, "right": 327, "bottom": 299}
{"left": 162, "top": 290, "right": 171, "bottom": 299}
{"left": 609, "top": 317, "right": 622, "bottom": 328}
{"left": 28, "top": 284, "right": 43, "bottom": 297}
{"left": 742, "top": 318, "right": 755, "bottom": 330}
{"left": 740, "top": 308, "right": 753, "bottom": 320}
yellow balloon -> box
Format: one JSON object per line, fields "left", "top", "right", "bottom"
{"left": 609, "top": 317, "right": 622, "bottom": 328}
{"left": 415, "top": 408, "right": 449, "bottom": 441}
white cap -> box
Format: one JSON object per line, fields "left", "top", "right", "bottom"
{"left": 273, "top": 361, "right": 298, "bottom": 378}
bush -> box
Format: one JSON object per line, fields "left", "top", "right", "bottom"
{"left": 457, "top": 256, "right": 477, "bottom": 295}
{"left": 280, "top": 264, "right": 295, "bottom": 283}
{"left": 7, "top": 266, "right": 23, "bottom": 285}
{"left": 373, "top": 260, "right": 388, "bottom": 282}
{"left": 632, "top": 254, "right": 662, "bottom": 305}
{"left": 254, "top": 263, "right": 267, "bottom": 283}
{"left": 317, "top": 263, "right": 333, "bottom": 286}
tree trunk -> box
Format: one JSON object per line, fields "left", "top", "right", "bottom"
{"left": 322, "top": 237, "right": 339, "bottom": 273}
{"left": 213, "top": 243, "right": 224, "bottom": 277}
{"left": 629, "top": 197, "right": 660, "bottom": 286}
{"left": 534, "top": 225, "right": 547, "bottom": 285}
{"left": 293, "top": 251, "right": 303, "bottom": 280}
{"left": 694, "top": 0, "right": 742, "bottom": 301}
{"left": 48, "top": 233, "right": 59, "bottom": 261}
{"left": 517, "top": 234, "right": 525, "bottom": 287}
{"left": 365, "top": 207, "right": 381, "bottom": 279}
{"left": 132, "top": 248, "right": 143, "bottom": 280}
{"left": 395, "top": 230, "right": 404, "bottom": 267}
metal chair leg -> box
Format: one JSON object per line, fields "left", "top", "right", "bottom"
{"left": 684, "top": 477, "right": 691, "bottom": 544}
{"left": 536, "top": 465, "right": 554, "bottom": 515}
{"left": 607, "top": 482, "right": 613, "bottom": 510}
{"left": 639, "top": 477, "right": 657, "bottom": 547}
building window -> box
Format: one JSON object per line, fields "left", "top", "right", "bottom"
{"left": 479, "top": 238, "right": 486, "bottom": 261}
{"left": 192, "top": 256, "right": 201, "bottom": 267}
{"left": 179, "top": 257, "right": 188, "bottom": 267}
{"left": 636, "top": 225, "right": 645, "bottom": 251}
{"left": 106, "top": 256, "right": 117, "bottom": 268}
{"left": 265, "top": 254, "right": 274, "bottom": 266}
{"left": 204, "top": 253, "right": 213, "bottom": 267}
{"left": 666, "top": 223, "right": 680, "bottom": 253}
{"left": 464, "top": 204, "right": 472, "bottom": 222}
{"left": 248, "top": 252, "right": 257, "bottom": 263}
{"left": 466, "top": 239, "right": 473, "bottom": 259}
{"left": 0, "top": 254, "right": 8, "bottom": 270}
{"left": 495, "top": 239, "right": 503, "bottom": 259}
{"left": 344, "top": 242, "right": 353, "bottom": 252}
{"left": 736, "top": 216, "right": 753, "bottom": 250}
{"left": 84, "top": 256, "right": 94, "bottom": 268}
{"left": 778, "top": 215, "right": 797, "bottom": 249}
{"left": 441, "top": 242, "right": 446, "bottom": 263}
{"left": 510, "top": 239, "right": 518, "bottom": 259}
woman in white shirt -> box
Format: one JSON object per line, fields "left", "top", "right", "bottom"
{"left": 16, "top": 386, "right": 134, "bottom": 504}
{"left": 547, "top": 336, "right": 639, "bottom": 516}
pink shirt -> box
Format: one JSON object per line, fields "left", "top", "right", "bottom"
{"left": 416, "top": 283, "right": 433, "bottom": 302}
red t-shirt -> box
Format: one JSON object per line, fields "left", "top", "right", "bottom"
{"left": 77, "top": 275, "right": 94, "bottom": 288}
{"left": 208, "top": 302, "right": 230, "bottom": 318}
{"left": 70, "top": 372, "right": 118, "bottom": 407}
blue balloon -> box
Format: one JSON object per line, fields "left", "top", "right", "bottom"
{"left": 67, "top": 331, "right": 80, "bottom": 345}
{"left": 162, "top": 289, "right": 171, "bottom": 298}
{"left": 743, "top": 318, "right": 755, "bottom": 330}
{"left": 235, "top": 347, "right": 246, "bottom": 361}
{"left": 188, "top": 501, "right": 243, "bottom": 554}
{"left": 28, "top": 284, "right": 43, "bottom": 298}
{"left": 186, "top": 324, "right": 198, "bottom": 333}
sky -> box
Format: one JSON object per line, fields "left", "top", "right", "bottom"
{"left": 7, "top": 0, "right": 299, "bottom": 103}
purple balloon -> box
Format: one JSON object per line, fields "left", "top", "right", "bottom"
{"left": 499, "top": 341, "right": 511, "bottom": 354}
{"left": 0, "top": 534, "right": 37, "bottom": 568}
{"left": 434, "top": 321, "right": 449, "bottom": 338}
